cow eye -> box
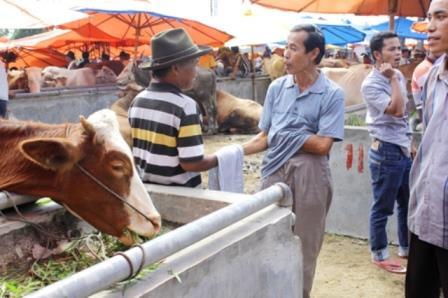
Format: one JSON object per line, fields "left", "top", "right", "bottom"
{"left": 110, "top": 160, "right": 125, "bottom": 172}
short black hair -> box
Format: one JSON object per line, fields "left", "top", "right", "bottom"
{"left": 230, "top": 46, "right": 240, "bottom": 54}
{"left": 66, "top": 51, "right": 75, "bottom": 60}
{"left": 369, "top": 31, "right": 399, "bottom": 61}
{"left": 290, "top": 24, "right": 325, "bottom": 64}
{"left": 82, "top": 51, "right": 89, "bottom": 60}
{"left": 152, "top": 67, "right": 171, "bottom": 79}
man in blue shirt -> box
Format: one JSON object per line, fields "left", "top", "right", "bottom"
{"left": 243, "top": 24, "right": 345, "bottom": 298}
{"left": 361, "top": 32, "right": 413, "bottom": 274}
{"left": 406, "top": 0, "right": 448, "bottom": 296}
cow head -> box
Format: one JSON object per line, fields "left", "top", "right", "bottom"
{"left": 19, "top": 109, "right": 161, "bottom": 245}
{"left": 116, "top": 61, "right": 151, "bottom": 89}
{"left": 94, "top": 66, "right": 117, "bottom": 85}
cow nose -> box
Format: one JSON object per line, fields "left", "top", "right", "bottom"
{"left": 150, "top": 214, "right": 162, "bottom": 233}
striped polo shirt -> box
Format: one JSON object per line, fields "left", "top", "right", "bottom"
{"left": 128, "top": 82, "right": 204, "bottom": 187}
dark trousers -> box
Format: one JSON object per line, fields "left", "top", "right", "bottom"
{"left": 405, "top": 233, "right": 448, "bottom": 298}
{"left": 0, "top": 100, "right": 7, "bottom": 118}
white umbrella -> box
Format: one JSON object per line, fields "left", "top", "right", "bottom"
{"left": 0, "top": 0, "right": 87, "bottom": 29}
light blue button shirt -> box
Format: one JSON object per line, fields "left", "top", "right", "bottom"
{"left": 259, "top": 72, "right": 345, "bottom": 178}
{"left": 409, "top": 54, "right": 448, "bottom": 249}
{"left": 361, "top": 67, "right": 411, "bottom": 153}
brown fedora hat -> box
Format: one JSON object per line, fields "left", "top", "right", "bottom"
{"left": 139, "top": 28, "right": 212, "bottom": 70}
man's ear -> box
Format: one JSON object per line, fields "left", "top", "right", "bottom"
{"left": 19, "top": 138, "right": 82, "bottom": 171}
{"left": 372, "top": 50, "right": 382, "bottom": 62}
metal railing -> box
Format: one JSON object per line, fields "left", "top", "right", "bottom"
{"left": 26, "top": 183, "right": 292, "bottom": 298}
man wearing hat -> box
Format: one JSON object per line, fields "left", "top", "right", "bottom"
{"left": 128, "top": 28, "right": 217, "bottom": 187}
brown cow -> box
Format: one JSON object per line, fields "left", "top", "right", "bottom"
{"left": 322, "top": 63, "right": 418, "bottom": 107}
{"left": 0, "top": 109, "right": 161, "bottom": 245}
{"left": 41, "top": 66, "right": 117, "bottom": 88}
{"left": 7, "top": 67, "right": 42, "bottom": 94}
{"left": 322, "top": 64, "right": 372, "bottom": 106}
{"left": 262, "top": 54, "right": 285, "bottom": 80}
{"left": 216, "top": 90, "right": 262, "bottom": 134}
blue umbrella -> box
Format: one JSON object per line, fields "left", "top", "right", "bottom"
{"left": 298, "top": 17, "right": 366, "bottom": 46}
{"left": 368, "top": 17, "right": 427, "bottom": 40}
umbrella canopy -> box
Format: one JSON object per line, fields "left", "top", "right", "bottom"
{"left": 250, "top": 0, "right": 430, "bottom": 17}
{"left": 299, "top": 17, "right": 366, "bottom": 45}
{"left": 412, "top": 21, "right": 428, "bottom": 33}
{"left": 60, "top": 0, "right": 233, "bottom": 54}
{"left": 368, "top": 17, "right": 427, "bottom": 40}
{"left": 0, "top": 0, "right": 87, "bottom": 29}
{"left": 0, "top": 25, "right": 130, "bottom": 50}
{"left": 0, "top": 47, "right": 67, "bottom": 68}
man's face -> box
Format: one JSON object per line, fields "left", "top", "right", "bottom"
{"left": 284, "top": 30, "right": 318, "bottom": 75}
{"left": 427, "top": 0, "right": 448, "bottom": 53}
{"left": 176, "top": 58, "right": 199, "bottom": 90}
{"left": 374, "top": 37, "right": 401, "bottom": 67}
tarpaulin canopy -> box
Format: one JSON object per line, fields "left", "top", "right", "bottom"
{"left": 412, "top": 21, "right": 428, "bottom": 33}
{"left": 250, "top": 0, "right": 430, "bottom": 17}
{"left": 0, "top": 25, "right": 132, "bottom": 50}
{"left": 0, "top": 0, "right": 87, "bottom": 29}
{"left": 299, "top": 17, "right": 366, "bottom": 45}
{"left": 61, "top": 0, "right": 233, "bottom": 55}
{"left": 368, "top": 17, "right": 427, "bottom": 40}
{"left": 0, "top": 47, "right": 67, "bottom": 68}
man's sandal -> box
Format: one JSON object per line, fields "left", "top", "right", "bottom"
{"left": 372, "top": 259, "right": 406, "bottom": 274}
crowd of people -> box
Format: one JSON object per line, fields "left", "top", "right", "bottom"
{"left": 126, "top": 0, "right": 448, "bottom": 295}
{"left": 64, "top": 49, "right": 131, "bottom": 70}
{"left": 1, "top": 0, "right": 448, "bottom": 297}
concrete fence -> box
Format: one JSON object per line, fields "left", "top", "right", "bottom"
{"left": 327, "top": 126, "right": 421, "bottom": 244}
{"left": 26, "top": 184, "right": 302, "bottom": 298}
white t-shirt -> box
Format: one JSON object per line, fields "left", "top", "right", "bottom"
{"left": 0, "top": 61, "right": 8, "bottom": 101}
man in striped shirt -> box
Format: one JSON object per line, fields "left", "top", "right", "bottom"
{"left": 129, "top": 28, "right": 217, "bottom": 187}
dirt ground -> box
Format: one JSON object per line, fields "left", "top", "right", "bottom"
{"left": 203, "top": 134, "right": 405, "bottom": 298}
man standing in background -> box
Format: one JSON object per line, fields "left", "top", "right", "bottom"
{"left": 361, "top": 31, "right": 412, "bottom": 274}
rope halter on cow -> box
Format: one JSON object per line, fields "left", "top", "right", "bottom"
{"left": 64, "top": 123, "right": 154, "bottom": 224}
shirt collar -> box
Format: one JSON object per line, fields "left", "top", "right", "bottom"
{"left": 148, "top": 82, "right": 182, "bottom": 94}
{"left": 285, "top": 71, "right": 326, "bottom": 94}
{"left": 436, "top": 54, "right": 448, "bottom": 81}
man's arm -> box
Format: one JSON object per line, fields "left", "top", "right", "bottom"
{"left": 242, "top": 131, "right": 268, "bottom": 155}
{"left": 300, "top": 135, "right": 334, "bottom": 156}
{"left": 380, "top": 64, "right": 406, "bottom": 117}
{"left": 180, "top": 154, "right": 218, "bottom": 172}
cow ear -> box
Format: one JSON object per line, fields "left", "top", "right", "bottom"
{"left": 80, "top": 115, "right": 96, "bottom": 136}
{"left": 80, "top": 116, "right": 105, "bottom": 145}
{"left": 19, "top": 138, "right": 81, "bottom": 171}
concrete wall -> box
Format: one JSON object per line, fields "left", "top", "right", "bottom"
{"left": 217, "top": 75, "right": 271, "bottom": 104}
{"left": 2, "top": 186, "right": 302, "bottom": 298}
{"left": 9, "top": 85, "right": 119, "bottom": 123}
{"left": 327, "top": 127, "right": 421, "bottom": 244}
{"left": 7, "top": 77, "right": 270, "bottom": 124}
{"left": 93, "top": 202, "right": 302, "bottom": 298}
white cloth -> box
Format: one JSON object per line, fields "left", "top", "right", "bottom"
{"left": 208, "top": 144, "right": 244, "bottom": 193}
{"left": 0, "top": 61, "right": 8, "bottom": 101}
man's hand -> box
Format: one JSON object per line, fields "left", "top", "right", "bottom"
{"left": 411, "top": 145, "right": 417, "bottom": 160}
{"left": 379, "top": 63, "right": 396, "bottom": 79}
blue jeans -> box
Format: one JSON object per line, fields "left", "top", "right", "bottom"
{"left": 369, "top": 140, "right": 412, "bottom": 261}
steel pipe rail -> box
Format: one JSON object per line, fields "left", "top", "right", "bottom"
{"left": 0, "top": 192, "right": 36, "bottom": 210}
{"left": 27, "top": 183, "right": 292, "bottom": 298}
